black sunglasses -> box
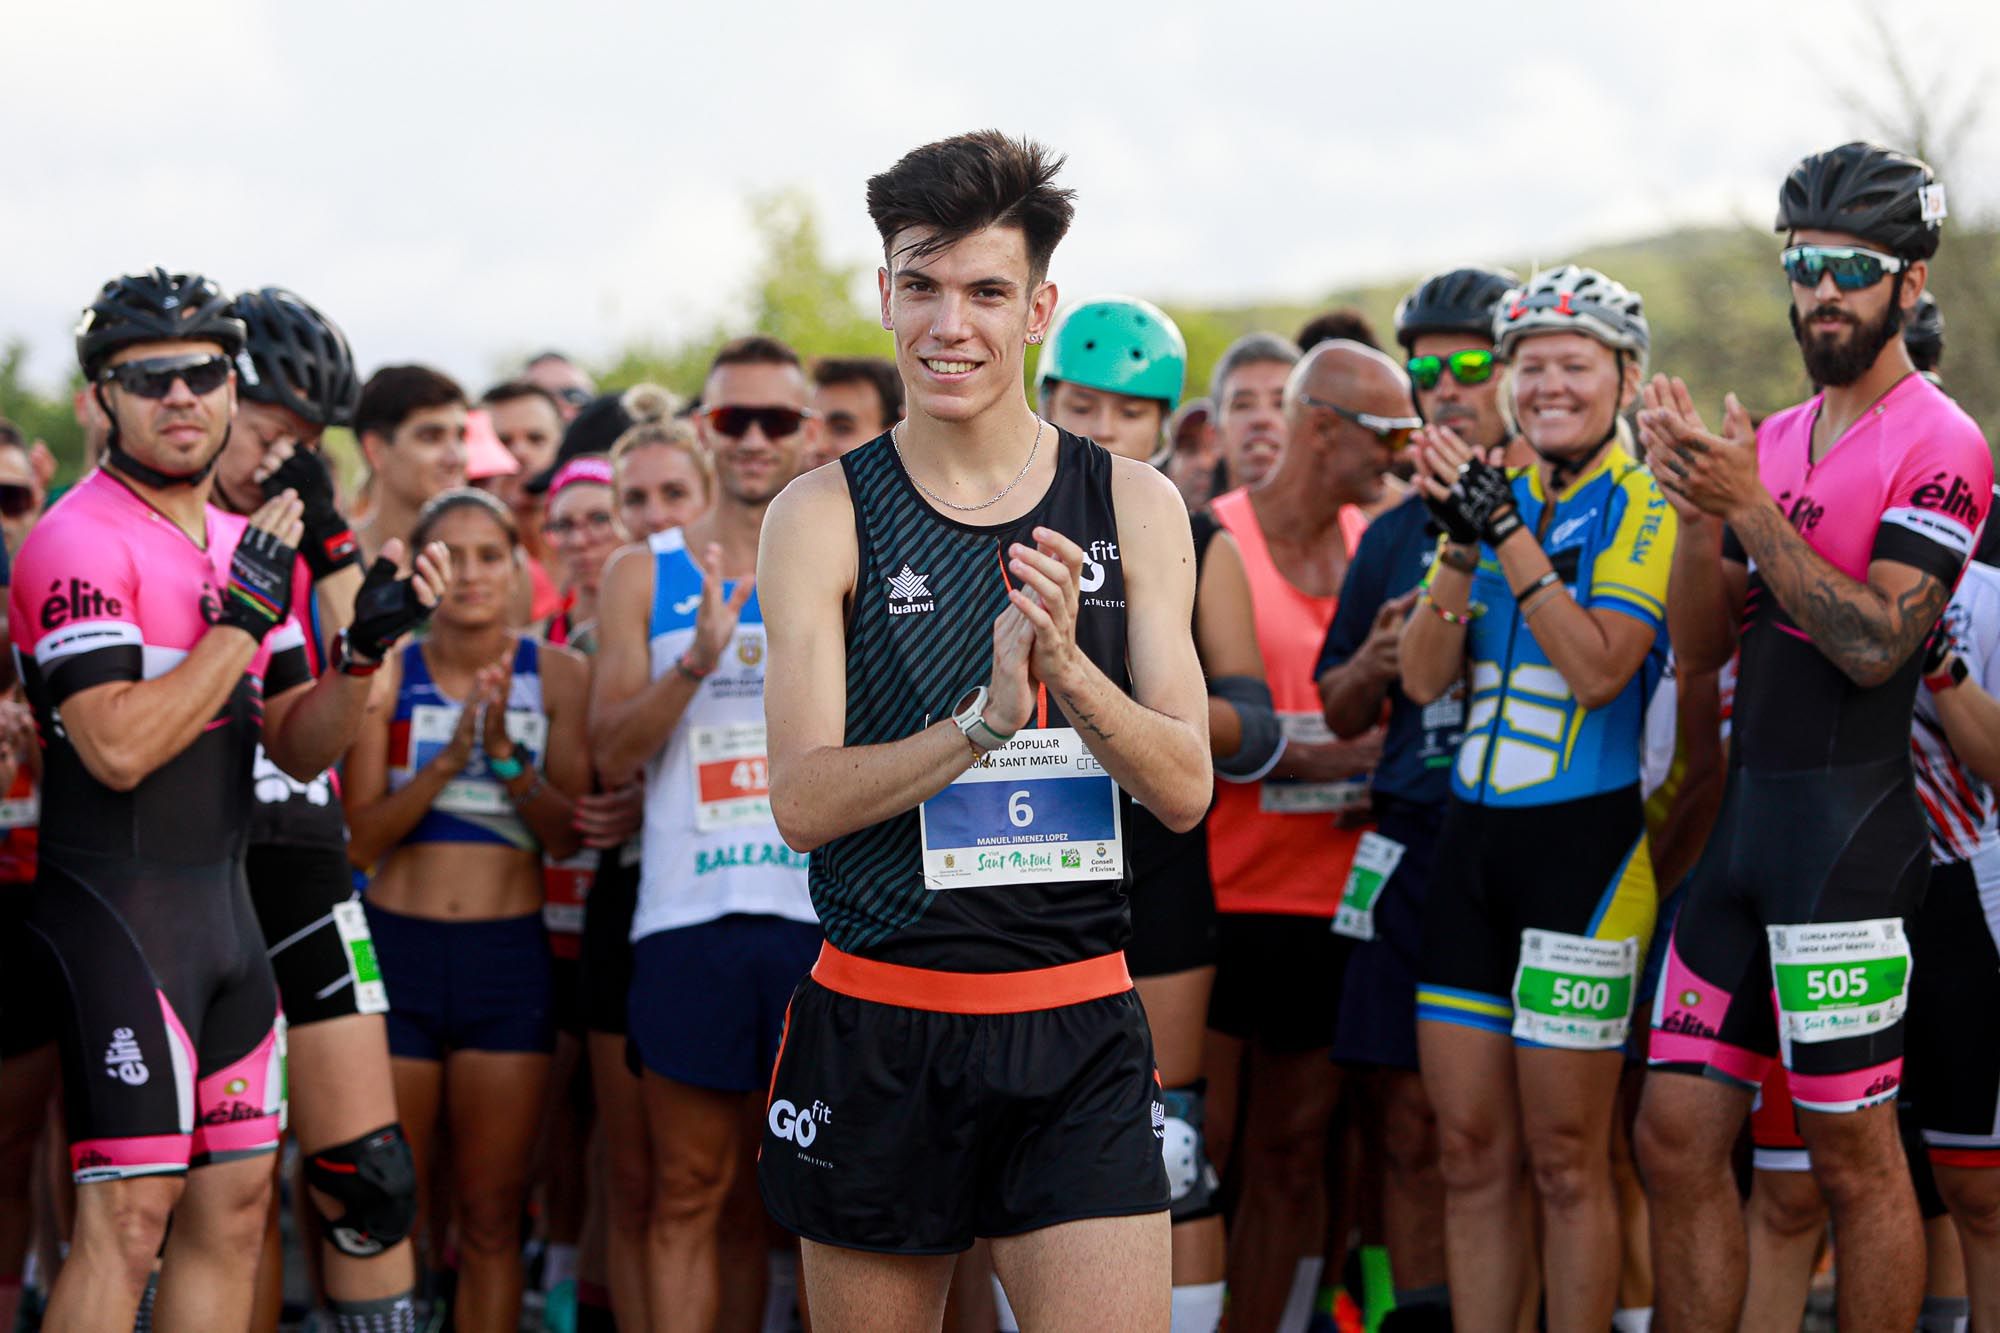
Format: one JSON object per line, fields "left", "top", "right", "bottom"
{"left": 0, "top": 485, "right": 32, "bottom": 518}
{"left": 702, "top": 405, "right": 813, "bottom": 440}
{"left": 97, "top": 352, "right": 232, "bottom": 400}
{"left": 1297, "top": 394, "right": 1423, "bottom": 449}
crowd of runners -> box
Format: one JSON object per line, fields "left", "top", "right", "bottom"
{"left": 0, "top": 129, "right": 1994, "bottom": 1333}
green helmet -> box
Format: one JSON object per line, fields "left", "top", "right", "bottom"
{"left": 1036, "top": 296, "right": 1187, "bottom": 410}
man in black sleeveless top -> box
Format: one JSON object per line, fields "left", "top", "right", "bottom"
{"left": 758, "top": 132, "right": 1212, "bottom": 1330}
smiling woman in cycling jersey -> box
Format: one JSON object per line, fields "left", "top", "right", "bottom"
{"left": 1398, "top": 265, "right": 1676, "bottom": 1333}
{"left": 343, "top": 489, "right": 590, "bottom": 1333}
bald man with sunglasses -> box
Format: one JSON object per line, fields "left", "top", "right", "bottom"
{"left": 1201, "top": 340, "right": 1414, "bottom": 1328}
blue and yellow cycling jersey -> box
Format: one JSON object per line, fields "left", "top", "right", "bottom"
{"left": 1448, "top": 443, "right": 1676, "bottom": 808}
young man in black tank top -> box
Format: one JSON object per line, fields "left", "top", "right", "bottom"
{"left": 758, "top": 132, "right": 1212, "bottom": 1330}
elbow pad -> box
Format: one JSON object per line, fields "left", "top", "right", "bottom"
{"left": 1210, "top": 675, "right": 1283, "bottom": 782}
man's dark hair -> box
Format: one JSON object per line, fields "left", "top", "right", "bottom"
{"left": 0, "top": 418, "right": 23, "bottom": 451}
{"left": 709, "top": 335, "right": 803, "bottom": 375}
{"left": 1296, "top": 308, "right": 1382, "bottom": 353}
{"left": 481, "top": 379, "right": 566, "bottom": 421}
{"left": 526, "top": 350, "right": 577, "bottom": 369}
{"left": 812, "top": 357, "right": 905, "bottom": 422}
{"left": 355, "top": 364, "right": 467, "bottom": 441}
{"left": 866, "top": 131, "right": 1076, "bottom": 284}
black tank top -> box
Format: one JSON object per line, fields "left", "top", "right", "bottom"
{"left": 813, "top": 428, "right": 1132, "bottom": 971}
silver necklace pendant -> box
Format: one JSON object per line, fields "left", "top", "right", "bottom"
{"left": 893, "top": 418, "right": 1044, "bottom": 514}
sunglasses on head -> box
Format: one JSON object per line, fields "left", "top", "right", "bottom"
{"left": 702, "top": 405, "right": 813, "bottom": 440}
{"left": 0, "top": 486, "right": 32, "bottom": 519}
{"left": 1779, "top": 244, "right": 1907, "bottom": 292}
{"left": 1297, "top": 394, "right": 1423, "bottom": 450}
{"left": 1406, "top": 348, "right": 1497, "bottom": 391}
{"left": 97, "top": 351, "right": 232, "bottom": 400}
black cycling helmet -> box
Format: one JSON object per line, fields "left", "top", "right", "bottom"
{"left": 1393, "top": 266, "right": 1519, "bottom": 351}
{"left": 1903, "top": 290, "right": 1945, "bottom": 371}
{"left": 76, "top": 268, "right": 246, "bottom": 488}
{"left": 230, "top": 287, "right": 361, "bottom": 429}
{"left": 76, "top": 267, "right": 246, "bottom": 378}
{"left": 1775, "top": 141, "right": 1946, "bottom": 260}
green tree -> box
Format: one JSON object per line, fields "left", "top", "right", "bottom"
{"left": 0, "top": 341, "right": 85, "bottom": 483}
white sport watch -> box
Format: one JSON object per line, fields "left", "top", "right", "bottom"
{"left": 952, "top": 685, "right": 1014, "bottom": 755}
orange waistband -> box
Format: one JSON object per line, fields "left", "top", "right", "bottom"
{"left": 810, "top": 943, "right": 1132, "bottom": 1015}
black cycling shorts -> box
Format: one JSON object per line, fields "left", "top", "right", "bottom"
{"left": 1650, "top": 759, "right": 1929, "bottom": 1114}
{"left": 582, "top": 849, "right": 641, "bottom": 1036}
{"left": 1417, "top": 785, "right": 1655, "bottom": 1048}
{"left": 25, "top": 850, "right": 283, "bottom": 1181}
{"left": 1905, "top": 856, "right": 2000, "bottom": 1164}
{"left": 760, "top": 947, "right": 1168, "bottom": 1254}
{"left": 1207, "top": 912, "right": 1353, "bottom": 1051}
{"left": 247, "top": 844, "right": 387, "bottom": 1028}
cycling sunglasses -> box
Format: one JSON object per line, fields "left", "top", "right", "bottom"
{"left": 96, "top": 352, "right": 232, "bottom": 399}
{"left": 702, "top": 404, "right": 814, "bottom": 440}
{"left": 1779, "top": 244, "right": 1907, "bottom": 292}
{"left": 1297, "top": 394, "right": 1423, "bottom": 450}
{"left": 1407, "top": 348, "right": 1497, "bottom": 391}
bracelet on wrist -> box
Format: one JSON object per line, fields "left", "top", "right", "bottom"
{"left": 675, "top": 652, "right": 714, "bottom": 682}
{"left": 1421, "top": 593, "right": 1475, "bottom": 626}
{"left": 1520, "top": 585, "right": 1564, "bottom": 620}
{"left": 487, "top": 752, "right": 526, "bottom": 782}
{"left": 1512, "top": 570, "right": 1561, "bottom": 603}
{"left": 506, "top": 772, "right": 545, "bottom": 803}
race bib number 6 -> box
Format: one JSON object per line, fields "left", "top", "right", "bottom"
{"left": 919, "top": 727, "right": 1123, "bottom": 889}
{"left": 1511, "top": 929, "right": 1640, "bottom": 1050}
{"left": 1767, "top": 919, "right": 1912, "bottom": 1045}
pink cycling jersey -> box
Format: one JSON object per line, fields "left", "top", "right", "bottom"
{"left": 1724, "top": 373, "right": 1992, "bottom": 771}
{"left": 10, "top": 468, "right": 308, "bottom": 1181}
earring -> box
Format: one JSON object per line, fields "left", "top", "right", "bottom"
{"left": 1028, "top": 333, "right": 1042, "bottom": 345}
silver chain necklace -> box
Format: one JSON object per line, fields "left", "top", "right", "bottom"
{"left": 892, "top": 417, "right": 1044, "bottom": 513}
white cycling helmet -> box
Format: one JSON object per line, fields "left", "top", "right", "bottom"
{"left": 1493, "top": 265, "right": 1649, "bottom": 373}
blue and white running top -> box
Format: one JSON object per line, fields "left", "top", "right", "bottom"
{"left": 631, "top": 528, "right": 814, "bottom": 940}
{"left": 387, "top": 636, "right": 547, "bottom": 850}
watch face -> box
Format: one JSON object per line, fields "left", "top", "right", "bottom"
{"left": 953, "top": 687, "right": 982, "bottom": 719}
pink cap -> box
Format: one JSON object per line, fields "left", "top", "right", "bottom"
{"left": 464, "top": 409, "right": 520, "bottom": 481}
{"left": 547, "top": 456, "right": 615, "bottom": 504}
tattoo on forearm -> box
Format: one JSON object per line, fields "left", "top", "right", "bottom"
{"left": 1059, "top": 691, "right": 1115, "bottom": 742}
{"left": 1740, "top": 505, "right": 1947, "bottom": 683}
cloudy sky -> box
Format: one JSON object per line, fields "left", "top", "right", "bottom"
{"left": 4, "top": 0, "right": 1993, "bottom": 391}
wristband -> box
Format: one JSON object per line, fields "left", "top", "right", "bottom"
{"left": 488, "top": 752, "right": 526, "bottom": 782}
{"left": 675, "top": 652, "right": 714, "bottom": 682}
{"left": 333, "top": 631, "right": 382, "bottom": 677}
{"left": 1421, "top": 594, "right": 1476, "bottom": 626}
{"left": 1512, "top": 570, "right": 1561, "bottom": 602}
{"left": 1925, "top": 657, "right": 1969, "bottom": 693}
{"left": 1521, "top": 586, "right": 1564, "bottom": 620}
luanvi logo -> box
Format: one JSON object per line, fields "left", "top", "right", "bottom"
{"left": 886, "top": 565, "right": 934, "bottom": 616}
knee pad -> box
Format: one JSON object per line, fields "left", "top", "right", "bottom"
{"left": 305, "top": 1123, "right": 417, "bottom": 1258}
{"left": 1161, "top": 1080, "right": 1222, "bottom": 1223}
